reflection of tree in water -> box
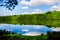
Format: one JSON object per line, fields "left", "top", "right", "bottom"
{"left": 1, "top": 30, "right": 60, "bottom": 40}
{"left": 0, "top": 30, "right": 29, "bottom": 40}
{"left": 0, "top": 30, "right": 14, "bottom": 40}
{"left": 0, "top": 30, "right": 11, "bottom": 35}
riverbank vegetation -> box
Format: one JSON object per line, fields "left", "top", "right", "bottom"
{"left": 0, "top": 11, "right": 60, "bottom": 27}
{"left": 0, "top": 30, "right": 60, "bottom": 40}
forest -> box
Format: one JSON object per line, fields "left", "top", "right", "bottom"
{"left": 0, "top": 11, "right": 60, "bottom": 27}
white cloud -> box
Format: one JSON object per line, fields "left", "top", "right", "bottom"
{"left": 0, "top": 5, "right": 20, "bottom": 16}
{"left": 0, "top": 24, "right": 9, "bottom": 27}
{"left": 33, "top": 25, "right": 46, "bottom": 29}
{"left": 20, "top": 0, "right": 60, "bottom": 6}
{"left": 50, "top": 4, "right": 60, "bottom": 11}
{"left": 21, "top": 6, "right": 28, "bottom": 10}
{"left": 32, "top": 9, "right": 43, "bottom": 14}
{"left": 21, "top": 9, "right": 43, "bottom": 15}
{"left": 20, "top": 0, "right": 30, "bottom": 6}
{"left": 0, "top": 12, "right": 15, "bottom": 16}
{"left": 21, "top": 25, "right": 30, "bottom": 27}
{"left": 52, "top": 27, "right": 60, "bottom": 31}
{"left": 20, "top": 12, "right": 28, "bottom": 15}
{"left": 22, "top": 32, "right": 41, "bottom": 36}
{"left": 22, "top": 29, "right": 29, "bottom": 32}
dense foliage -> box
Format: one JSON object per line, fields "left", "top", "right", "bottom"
{"left": 0, "top": 30, "right": 48, "bottom": 40}
{"left": 0, "top": 11, "right": 60, "bottom": 27}
{"left": 0, "top": 0, "right": 18, "bottom": 10}
{"left": 0, "top": 30, "right": 60, "bottom": 40}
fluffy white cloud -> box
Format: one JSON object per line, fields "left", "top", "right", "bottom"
{"left": 33, "top": 25, "right": 47, "bottom": 29}
{"left": 0, "top": 5, "right": 20, "bottom": 16}
{"left": 0, "top": 12, "right": 15, "bottom": 16}
{"left": 22, "top": 32, "right": 41, "bottom": 36}
{"left": 21, "top": 6, "right": 28, "bottom": 10}
{"left": 0, "top": 24, "right": 9, "bottom": 27}
{"left": 21, "top": 9, "right": 43, "bottom": 15}
{"left": 52, "top": 27, "right": 60, "bottom": 31}
{"left": 22, "top": 29, "right": 29, "bottom": 32}
{"left": 32, "top": 9, "right": 43, "bottom": 14}
{"left": 21, "top": 12, "right": 29, "bottom": 15}
{"left": 20, "top": 0, "right": 30, "bottom": 6}
{"left": 20, "top": 0, "right": 60, "bottom": 6}
{"left": 50, "top": 4, "right": 60, "bottom": 11}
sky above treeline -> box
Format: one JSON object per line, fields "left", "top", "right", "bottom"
{"left": 0, "top": 0, "right": 60, "bottom": 16}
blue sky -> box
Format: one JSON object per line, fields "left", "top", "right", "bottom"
{"left": 0, "top": 0, "right": 60, "bottom": 16}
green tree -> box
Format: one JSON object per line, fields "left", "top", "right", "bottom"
{"left": 0, "top": 0, "right": 18, "bottom": 10}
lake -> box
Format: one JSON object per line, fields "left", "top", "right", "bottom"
{"left": 0, "top": 24, "right": 59, "bottom": 36}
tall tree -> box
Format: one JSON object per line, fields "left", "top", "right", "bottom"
{"left": 0, "top": 0, "right": 18, "bottom": 10}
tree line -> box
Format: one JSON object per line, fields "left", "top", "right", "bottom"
{"left": 0, "top": 11, "right": 60, "bottom": 27}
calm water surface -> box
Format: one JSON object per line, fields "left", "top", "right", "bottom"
{"left": 0, "top": 24, "right": 58, "bottom": 36}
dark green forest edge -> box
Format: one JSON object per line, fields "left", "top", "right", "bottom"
{"left": 0, "top": 30, "right": 60, "bottom": 40}
{"left": 0, "top": 11, "right": 60, "bottom": 27}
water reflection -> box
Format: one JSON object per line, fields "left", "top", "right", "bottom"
{"left": 0, "top": 24, "right": 53, "bottom": 36}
